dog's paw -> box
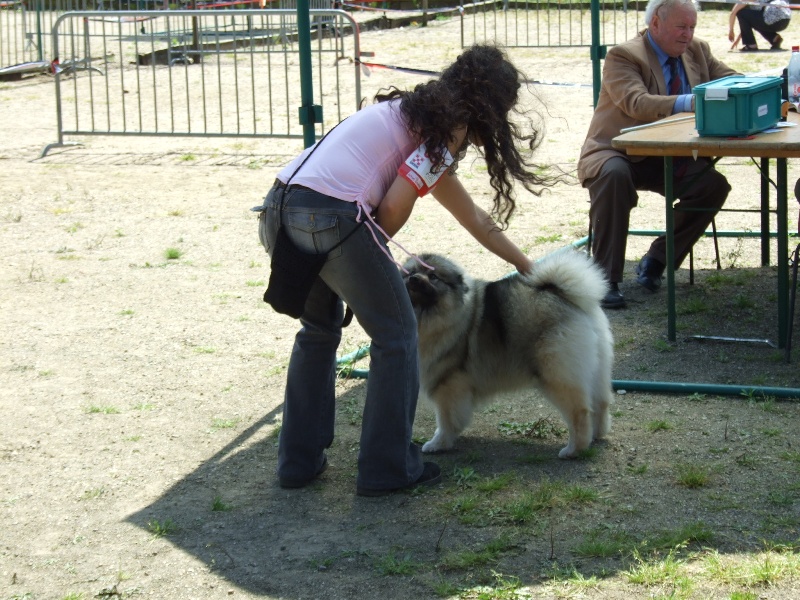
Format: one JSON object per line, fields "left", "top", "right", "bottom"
{"left": 558, "top": 445, "right": 579, "bottom": 459}
{"left": 421, "top": 435, "right": 454, "bottom": 453}
{"left": 421, "top": 440, "right": 443, "bottom": 453}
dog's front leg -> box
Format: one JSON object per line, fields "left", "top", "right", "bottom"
{"left": 421, "top": 378, "right": 474, "bottom": 453}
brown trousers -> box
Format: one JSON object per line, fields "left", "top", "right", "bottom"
{"left": 586, "top": 156, "right": 730, "bottom": 283}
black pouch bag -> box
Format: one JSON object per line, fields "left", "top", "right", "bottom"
{"left": 262, "top": 121, "right": 361, "bottom": 321}
{"left": 263, "top": 226, "right": 327, "bottom": 319}
{"left": 264, "top": 220, "right": 362, "bottom": 319}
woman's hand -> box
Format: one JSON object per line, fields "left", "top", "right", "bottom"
{"left": 431, "top": 174, "right": 531, "bottom": 273}
{"left": 516, "top": 258, "right": 535, "bottom": 276}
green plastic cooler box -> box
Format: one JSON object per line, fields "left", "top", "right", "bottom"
{"left": 693, "top": 75, "right": 782, "bottom": 137}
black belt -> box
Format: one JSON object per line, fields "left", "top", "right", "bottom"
{"left": 274, "top": 178, "right": 313, "bottom": 192}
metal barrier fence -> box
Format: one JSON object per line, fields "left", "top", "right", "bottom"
{"left": 1, "top": 0, "right": 40, "bottom": 66}
{"left": 458, "top": 0, "right": 649, "bottom": 104}
{"left": 3, "top": 0, "right": 641, "bottom": 72}
{"left": 43, "top": 8, "right": 361, "bottom": 155}
{"left": 2, "top": 0, "right": 166, "bottom": 69}
{"left": 0, "top": 0, "right": 333, "bottom": 69}
{"left": 459, "top": 0, "right": 646, "bottom": 49}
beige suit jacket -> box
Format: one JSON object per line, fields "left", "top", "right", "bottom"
{"left": 577, "top": 31, "right": 738, "bottom": 184}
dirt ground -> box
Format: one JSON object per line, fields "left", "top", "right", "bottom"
{"left": 1, "top": 7, "right": 799, "bottom": 600}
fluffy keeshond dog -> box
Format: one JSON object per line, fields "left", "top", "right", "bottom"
{"left": 403, "top": 250, "right": 614, "bottom": 459}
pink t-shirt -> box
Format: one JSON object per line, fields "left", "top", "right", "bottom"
{"left": 276, "top": 100, "right": 417, "bottom": 210}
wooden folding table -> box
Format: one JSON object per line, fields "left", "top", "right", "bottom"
{"left": 612, "top": 112, "right": 798, "bottom": 348}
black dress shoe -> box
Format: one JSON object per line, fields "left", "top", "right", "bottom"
{"left": 601, "top": 283, "right": 626, "bottom": 309}
{"left": 635, "top": 257, "right": 665, "bottom": 292}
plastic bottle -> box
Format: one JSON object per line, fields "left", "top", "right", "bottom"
{"left": 788, "top": 46, "right": 800, "bottom": 103}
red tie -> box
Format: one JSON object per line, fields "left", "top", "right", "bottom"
{"left": 667, "top": 57, "right": 681, "bottom": 95}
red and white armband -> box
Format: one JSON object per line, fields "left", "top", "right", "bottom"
{"left": 397, "top": 144, "right": 454, "bottom": 197}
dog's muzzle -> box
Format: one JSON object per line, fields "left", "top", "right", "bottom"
{"left": 405, "top": 273, "right": 437, "bottom": 308}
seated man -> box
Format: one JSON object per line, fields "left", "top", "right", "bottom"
{"left": 578, "top": 0, "right": 739, "bottom": 309}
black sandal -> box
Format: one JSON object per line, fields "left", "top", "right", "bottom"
{"left": 356, "top": 462, "right": 442, "bottom": 497}
{"left": 279, "top": 455, "right": 328, "bottom": 489}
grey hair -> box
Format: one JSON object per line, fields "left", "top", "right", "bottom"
{"left": 644, "top": 0, "right": 696, "bottom": 26}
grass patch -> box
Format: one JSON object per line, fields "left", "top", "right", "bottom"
{"left": 475, "top": 472, "right": 516, "bottom": 493}
{"left": 81, "top": 488, "right": 105, "bottom": 500}
{"left": 497, "top": 417, "right": 565, "bottom": 438}
{"left": 574, "top": 529, "right": 637, "bottom": 558}
{"left": 675, "top": 463, "right": 711, "bottom": 488}
{"left": 652, "top": 339, "right": 674, "bottom": 352}
{"left": 625, "top": 549, "right": 692, "bottom": 593}
{"left": 164, "top": 247, "right": 183, "bottom": 260}
{"left": 147, "top": 518, "right": 178, "bottom": 537}
{"left": 650, "top": 521, "right": 713, "bottom": 549}
{"left": 702, "top": 547, "right": 800, "bottom": 587}
{"left": 373, "top": 547, "right": 421, "bottom": 576}
{"left": 86, "top": 405, "right": 120, "bottom": 414}
{"left": 210, "top": 417, "right": 240, "bottom": 430}
{"left": 646, "top": 419, "right": 673, "bottom": 432}
{"left": 677, "top": 297, "right": 708, "bottom": 315}
{"left": 438, "top": 535, "right": 515, "bottom": 571}
{"left": 211, "top": 495, "right": 232, "bottom": 512}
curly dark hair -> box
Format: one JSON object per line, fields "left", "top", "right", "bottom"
{"left": 374, "top": 44, "right": 553, "bottom": 227}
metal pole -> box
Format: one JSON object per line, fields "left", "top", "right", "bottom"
{"left": 296, "top": 0, "right": 320, "bottom": 148}
{"left": 589, "top": 0, "right": 605, "bottom": 108}
{"left": 613, "top": 380, "right": 800, "bottom": 399}
{"left": 777, "top": 157, "right": 789, "bottom": 348}
{"left": 665, "top": 156, "right": 676, "bottom": 342}
{"left": 760, "top": 157, "right": 770, "bottom": 266}
{"left": 35, "top": 0, "right": 44, "bottom": 62}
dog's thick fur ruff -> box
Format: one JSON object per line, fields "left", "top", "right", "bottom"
{"left": 403, "top": 250, "right": 614, "bottom": 458}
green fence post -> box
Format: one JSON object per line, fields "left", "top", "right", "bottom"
{"left": 296, "top": 0, "right": 322, "bottom": 148}
{"left": 589, "top": 0, "right": 606, "bottom": 108}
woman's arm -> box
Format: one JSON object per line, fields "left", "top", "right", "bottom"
{"left": 376, "top": 127, "right": 470, "bottom": 238}
{"left": 431, "top": 173, "right": 533, "bottom": 275}
{"left": 375, "top": 176, "right": 419, "bottom": 238}
{"left": 729, "top": 4, "right": 745, "bottom": 42}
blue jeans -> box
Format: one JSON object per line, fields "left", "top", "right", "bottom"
{"left": 257, "top": 182, "right": 424, "bottom": 490}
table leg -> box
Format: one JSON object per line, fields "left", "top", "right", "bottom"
{"left": 665, "top": 156, "right": 676, "bottom": 342}
{"left": 778, "top": 158, "right": 788, "bottom": 349}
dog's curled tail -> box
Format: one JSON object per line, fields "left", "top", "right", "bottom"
{"left": 525, "top": 249, "right": 609, "bottom": 312}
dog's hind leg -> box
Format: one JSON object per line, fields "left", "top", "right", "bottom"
{"left": 590, "top": 321, "right": 614, "bottom": 440}
{"left": 540, "top": 380, "right": 593, "bottom": 459}
{"left": 591, "top": 383, "right": 613, "bottom": 441}
{"left": 422, "top": 379, "right": 474, "bottom": 453}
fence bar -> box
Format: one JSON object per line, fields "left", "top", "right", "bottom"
{"left": 43, "top": 8, "right": 361, "bottom": 156}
